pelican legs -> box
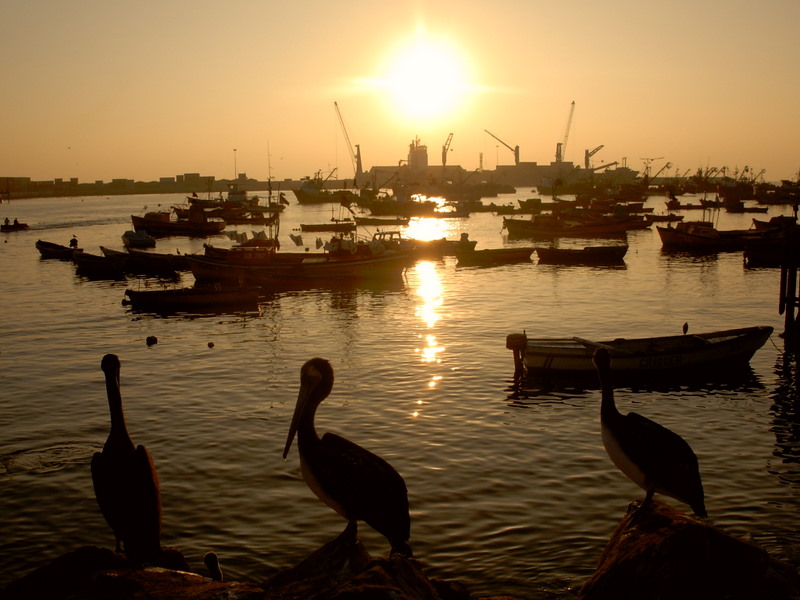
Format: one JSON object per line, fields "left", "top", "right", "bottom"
{"left": 336, "top": 519, "right": 358, "bottom": 547}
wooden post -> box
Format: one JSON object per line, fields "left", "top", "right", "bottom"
{"left": 780, "top": 230, "right": 800, "bottom": 340}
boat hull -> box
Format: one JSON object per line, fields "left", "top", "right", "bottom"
{"left": 455, "top": 247, "right": 534, "bottom": 267}
{"left": 534, "top": 245, "right": 628, "bottom": 265}
{"left": 36, "top": 240, "right": 78, "bottom": 260}
{"left": 186, "top": 250, "right": 409, "bottom": 286}
{"left": 131, "top": 214, "right": 225, "bottom": 238}
{"left": 503, "top": 216, "right": 649, "bottom": 238}
{"left": 124, "top": 286, "right": 261, "bottom": 313}
{"left": 517, "top": 326, "right": 773, "bottom": 380}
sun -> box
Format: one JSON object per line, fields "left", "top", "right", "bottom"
{"left": 374, "top": 32, "right": 473, "bottom": 123}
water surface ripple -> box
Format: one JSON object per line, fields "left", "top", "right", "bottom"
{"left": 1, "top": 193, "right": 799, "bottom": 597}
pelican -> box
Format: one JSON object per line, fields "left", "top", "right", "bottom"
{"left": 91, "top": 354, "right": 162, "bottom": 564}
{"left": 592, "top": 348, "right": 707, "bottom": 517}
{"left": 283, "top": 358, "right": 412, "bottom": 557}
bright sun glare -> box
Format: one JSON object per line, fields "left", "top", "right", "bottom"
{"left": 375, "top": 32, "right": 472, "bottom": 122}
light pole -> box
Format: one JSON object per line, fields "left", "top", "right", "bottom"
{"left": 233, "top": 148, "right": 237, "bottom": 181}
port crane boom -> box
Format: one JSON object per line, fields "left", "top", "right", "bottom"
{"left": 442, "top": 133, "right": 453, "bottom": 166}
{"left": 334, "top": 101, "right": 362, "bottom": 180}
{"left": 556, "top": 101, "right": 575, "bottom": 163}
{"left": 484, "top": 130, "right": 520, "bottom": 165}
{"left": 584, "top": 144, "right": 604, "bottom": 169}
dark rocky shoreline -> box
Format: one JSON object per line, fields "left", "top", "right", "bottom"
{"left": 4, "top": 500, "right": 799, "bottom": 600}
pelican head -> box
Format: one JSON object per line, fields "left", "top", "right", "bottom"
{"left": 283, "top": 358, "right": 334, "bottom": 459}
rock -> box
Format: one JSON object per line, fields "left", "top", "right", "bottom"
{"left": 1, "top": 535, "right": 486, "bottom": 600}
{"left": 262, "top": 526, "right": 471, "bottom": 600}
{"left": 578, "top": 499, "right": 800, "bottom": 600}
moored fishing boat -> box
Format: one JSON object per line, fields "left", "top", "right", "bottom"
{"left": 372, "top": 230, "right": 476, "bottom": 258}
{"left": 121, "top": 229, "right": 156, "bottom": 249}
{"left": 502, "top": 213, "right": 649, "bottom": 238}
{"left": 126, "top": 247, "right": 191, "bottom": 271}
{"left": 506, "top": 325, "right": 773, "bottom": 383}
{"left": 299, "top": 220, "right": 356, "bottom": 233}
{"left": 292, "top": 170, "right": 360, "bottom": 205}
{"left": 123, "top": 285, "right": 261, "bottom": 313}
{"left": 455, "top": 246, "right": 534, "bottom": 267}
{"left": 534, "top": 244, "right": 628, "bottom": 265}
{"left": 656, "top": 220, "right": 780, "bottom": 251}
{"left": 35, "top": 240, "right": 80, "bottom": 260}
{"left": 131, "top": 206, "right": 225, "bottom": 238}
{"left": 72, "top": 250, "right": 127, "bottom": 279}
{"left": 187, "top": 235, "right": 410, "bottom": 286}
{"left": 354, "top": 216, "right": 411, "bottom": 227}
{"left": 100, "top": 246, "right": 179, "bottom": 277}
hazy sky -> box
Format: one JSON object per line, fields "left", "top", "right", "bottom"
{"left": 3, "top": 0, "right": 799, "bottom": 183}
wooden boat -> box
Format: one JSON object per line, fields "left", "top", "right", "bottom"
{"left": 35, "top": 240, "right": 80, "bottom": 260}
{"left": 123, "top": 285, "right": 261, "bottom": 313}
{"left": 131, "top": 208, "right": 225, "bottom": 238}
{"left": 644, "top": 213, "right": 684, "bottom": 224}
{"left": 293, "top": 171, "right": 360, "bottom": 205}
{"left": 72, "top": 250, "right": 127, "bottom": 279}
{"left": 455, "top": 247, "right": 534, "bottom": 267}
{"left": 126, "top": 247, "right": 190, "bottom": 271}
{"left": 122, "top": 230, "right": 156, "bottom": 249}
{"left": 300, "top": 221, "right": 356, "bottom": 233}
{"left": 751, "top": 216, "right": 797, "bottom": 232}
{"left": 186, "top": 251, "right": 408, "bottom": 286}
{"left": 2, "top": 221, "right": 29, "bottom": 232}
{"left": 100, "top": 246, "right": 179, "bottom": 276}
{"left": 186, "top": 236, "right": 410, "bottom": 286}
{"left": 508, "top": 326, "right": 773, "bottom": 380}
{"left": 502, "top": 214, "right": 649, "bottom": 238}
{"left": 656, "top": 221, "right": 779, "bottom": 251}
{"left": 534, "top": 244, "right": 628, "bottom": 265}
{"left": 354, "top": 216, "right": 411, "bottom": 227}
{"left": 372, "top": 230, "right": 477, "bottom": 258}
{"left": 744, "top": 233, "right": 800, "bottom": 268}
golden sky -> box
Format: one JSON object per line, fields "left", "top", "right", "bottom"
{"left": 3, "top": 0, "right": 799, "bottom": 183}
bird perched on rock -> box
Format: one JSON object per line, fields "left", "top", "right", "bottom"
{"left": 592, "top": 347, "right": 707, "bottom": 517}
{"left": 91, "top": 354, "right": 162, "bottom": 564}
{"left": 204, "top": 551, "right": 223, "bottom": 581}
{"left": 283, "top": 357, "right": 412, "bottom": 557}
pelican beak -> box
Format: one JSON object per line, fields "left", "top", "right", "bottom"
{"left": 283, "top": 383, "right": 310, "bottom": 459}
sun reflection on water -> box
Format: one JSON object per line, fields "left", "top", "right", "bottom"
{"left": 413, "top": 261, "right": 443, "bottom": 330}
{"left": 411, "top": 261, "right": 446, "bottom": 418}
{"left": 405, "top": 211, "right": 459, "bottom": 242}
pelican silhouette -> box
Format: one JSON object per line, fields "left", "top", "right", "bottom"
{"left": 283, "top": 358, "right": 412, "bottom": 557}
{"left": 592, "top": 347, "right": 707, "bottom": 517}
{"left": 91, "top": 354, "right": 162, "bottom": 563}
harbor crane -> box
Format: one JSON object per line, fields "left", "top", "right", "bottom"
{"left": 651, "top": 161, "right": 673, "bottom": 181}
{"left": 584, "top": 144, "right": 604, "bottom": 169}
{"left": 640, "top": 156, "right": 664, "bottom": 179}
{"left": 442, "top": 133, "right": 453, "bottom": 166}
{"left": 484, "top": 130, "right": 520, "bottom": 165}
{"left": 555, "top": 101, "right": 575, "bottom": 163}
{"left": 334, "top": 101, "right": 362, "bottom": 181}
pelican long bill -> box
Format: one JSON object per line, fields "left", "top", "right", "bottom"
{"left": 283, "top": 383, "right": 311, "bottom": 459}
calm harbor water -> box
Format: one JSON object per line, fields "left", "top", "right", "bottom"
{"left": 1, "top": 191, "right": 799, "bottom": 597}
